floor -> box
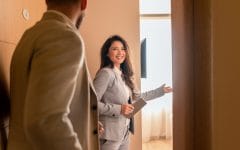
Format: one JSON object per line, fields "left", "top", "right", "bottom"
{"left": 142, "top": 139, "right": 172, "bottom": 150}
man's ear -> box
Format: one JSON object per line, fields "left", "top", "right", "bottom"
{"left": 81, "top": 0, "right": 87, "bottom": 10}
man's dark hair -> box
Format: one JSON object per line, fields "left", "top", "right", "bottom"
{"left": 46, "top": 0, "right": 81, "bottom": 5}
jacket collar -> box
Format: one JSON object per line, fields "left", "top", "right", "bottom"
{"left": 41, "top": 10, "right": 77, "bottom": 30}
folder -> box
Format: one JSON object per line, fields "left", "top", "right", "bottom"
{"left": 127, "top": 98, "right": 147, "bottom": 118}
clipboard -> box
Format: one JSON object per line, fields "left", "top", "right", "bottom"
{"left": 127, "top": 98, "right": 147, "bottom": 118}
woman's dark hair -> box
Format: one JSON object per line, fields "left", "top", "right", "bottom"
{"left": 100, "top": 35, "right": 135, "bottom": 91}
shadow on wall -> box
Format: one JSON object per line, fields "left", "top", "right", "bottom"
{"left": 0, "top": 63, "right": 10, "bottom": 150}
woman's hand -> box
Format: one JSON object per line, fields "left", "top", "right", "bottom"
{"left": 98, "top": 121, "right": 104, "bottom": 135}
{"left": 121, "top": 104, "right": 134, "bottom": 117}
{"left": 162, "top": 84, "right": 173, "bottom": 93}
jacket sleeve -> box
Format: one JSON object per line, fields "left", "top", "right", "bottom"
{"left": 93, "top": 69, "right": 121, "bottom": 117}
{"left": 133, "top": 84, "right": 165, "bottom": 101}
{"left": 24, "top": 30, "right": 83, "bottom": 150}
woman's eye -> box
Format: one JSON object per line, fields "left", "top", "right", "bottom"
{"left": 111, "top": 47, "right": 119, "bottom": 50}
{"left": 111, "top": 47, "right": 126, "bottom": 51}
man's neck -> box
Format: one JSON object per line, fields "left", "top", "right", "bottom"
{"left": 47, "top": 5, "right": 80, "bottom": 25}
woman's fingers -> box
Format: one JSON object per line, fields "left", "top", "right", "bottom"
{"left": 164, "top": 86, "right": 173, "bottom": 93}
{"left": 98, "top": 121, "right": 104, "bottom": 135}
{"left": 121, "top": 104, "right": 134, "bottom": 116}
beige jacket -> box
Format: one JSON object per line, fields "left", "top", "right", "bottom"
{"left": 7, "top": 11, "right": 99, "bottom": 150}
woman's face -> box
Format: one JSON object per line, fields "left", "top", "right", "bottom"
{"left": 107, "top": 41, "right": 126, "bottom": 68}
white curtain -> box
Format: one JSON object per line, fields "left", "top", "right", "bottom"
{"left": 141, "top": 89, "right": 172, "bottom": 142}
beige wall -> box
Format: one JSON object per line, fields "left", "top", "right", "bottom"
{"left": 80, "top": 0, "right": 141, "bottom": 149}
{"left": 81, "top": 0, "right": 140, "bottom": 78}
{"left": 0, "top": 0, "right": 45, "bottom": 91}
{"left": 0, "top": 1, "right": 45, "bottom": 107}
{"left": 212, "top": 0, "right": 240, "bottom": 150}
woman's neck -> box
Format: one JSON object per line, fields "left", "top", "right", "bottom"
{"left": 114, "top": 64, "right": 121, "bottom": 70}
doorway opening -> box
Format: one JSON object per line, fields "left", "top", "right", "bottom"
{"left": 140, "top": 1, "right": 172, "bottom": 150}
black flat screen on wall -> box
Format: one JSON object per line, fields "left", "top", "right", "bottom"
{"left": 141, "top": 38, "right": 147, "bottom": 78}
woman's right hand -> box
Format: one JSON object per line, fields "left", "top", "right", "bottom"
{"left": 121, "top": 104, "right": 134, "bottom": 117}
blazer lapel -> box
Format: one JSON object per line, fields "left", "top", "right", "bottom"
{"left": 128, "top": 97, "right": 135, "bottom": 134}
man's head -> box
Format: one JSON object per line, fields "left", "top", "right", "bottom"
{"left": 46, "top": 0, "right": 87, "bottom": 29}
{"left": 46, "top": 0, "right": 87, "bottom": 9}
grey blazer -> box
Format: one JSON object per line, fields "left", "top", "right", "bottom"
{"left": 93, "top": 67, "right": 165, "bottom": 141}
{"left": 8, "top": 11, "right": 99, "bottom": 150}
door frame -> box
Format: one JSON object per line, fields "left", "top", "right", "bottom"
{"left": 172, "top": 0, "right": 212, "bottom": 150}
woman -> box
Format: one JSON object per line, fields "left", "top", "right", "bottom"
{"left": 93, "top": 35, "right": 172, "bottom": 150}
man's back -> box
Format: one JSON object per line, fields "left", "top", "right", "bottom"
{"left": 8, "top": 11, "right": 99, "bottom": 150}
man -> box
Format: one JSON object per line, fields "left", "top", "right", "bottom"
{"left": 7, "top": 0, "right": 99, "bottom": 149}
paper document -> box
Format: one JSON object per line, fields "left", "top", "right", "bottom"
{"left": 127, "top": 99, "right": 147, "bottom": 118}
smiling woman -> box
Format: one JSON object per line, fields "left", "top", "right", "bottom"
{"left": 93, "top": 34, "right": 172, "bottom": 150}
{"left": 107, "top": 41, "right": 127, "bottom": 69}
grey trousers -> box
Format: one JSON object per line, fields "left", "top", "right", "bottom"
{"left": 100, "top": 129, "right": 130, "bottom": 150}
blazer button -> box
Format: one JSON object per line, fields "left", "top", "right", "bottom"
{"left": 112, "top": 114, "right": 115, "bottom": 117}
{"left": 92, "top": 105, "right": 97, "bottom": 110}
{"left": 93, "top": 129, "right": 98, "bottom": 135}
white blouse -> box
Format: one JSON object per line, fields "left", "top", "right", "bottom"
{"left": 113, "top": 67, "right": 131, "bottom": 126}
